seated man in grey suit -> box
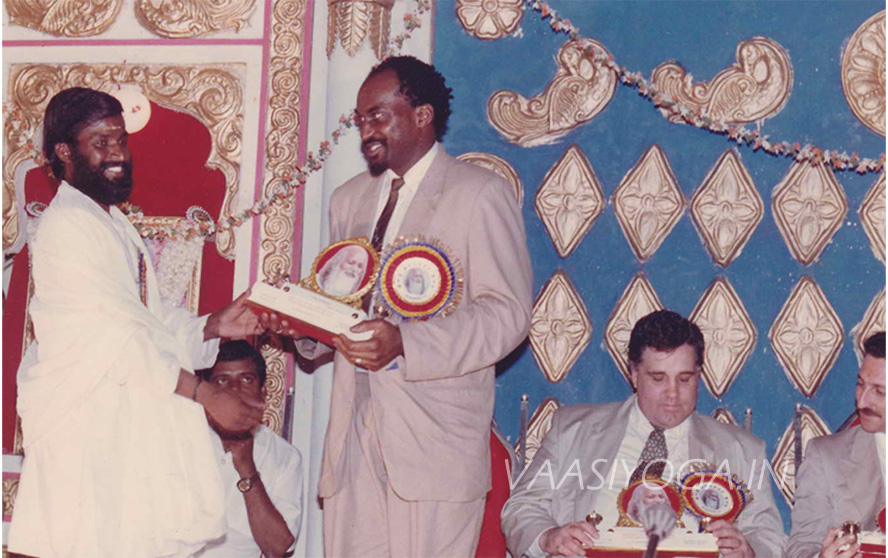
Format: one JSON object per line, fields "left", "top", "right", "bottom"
{"left": 787, "top": 331, "right": 886, "bottom": 558}
{"left": 502, "top": 310, "right": 785, "bottom": 558}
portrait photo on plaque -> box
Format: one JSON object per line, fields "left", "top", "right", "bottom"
{"left": 306, "top": 237, "right": 379, "bottom": 304}
{"left": 617, "top": 478, "right": 684, "bottom": 527}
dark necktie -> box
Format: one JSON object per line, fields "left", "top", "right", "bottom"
{"left": 370, "top": 176, "right": 405, "bottom": 252}
{"left": 629, "top": 425, "right": 668, "bottom": 483}
{"left": 363, "top": 177, "right": 405, "bottom": 313}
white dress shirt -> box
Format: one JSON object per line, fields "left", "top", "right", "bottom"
{"left": 876, "top": 431, "right": 886, "bottom": 484}
{"left": 196, "top": 425, "right": 304, "bottom": 558}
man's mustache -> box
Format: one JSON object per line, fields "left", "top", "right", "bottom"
{"left": 859, "top": 407, "right": 882, "bottom": 418}
{"left": 362, "top": 138, "right": 386, "bottom": 151}
{"left": 101, "top": 161, "right": 132, "bottom": 172}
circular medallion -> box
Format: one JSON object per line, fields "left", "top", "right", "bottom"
{"left": 680, "top": 470, "right": 747, "bottom": 523}
{"left": 306, "top": 237, "right": 380, "bottom": 306}
{"left": 842, "top": 10, "right": 886, "bottom": 136}
{"left": 378, "top": 237, "right": 463, "bottom": 321}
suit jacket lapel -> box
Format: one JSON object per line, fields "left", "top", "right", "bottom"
{"left": 689, "top": 413, "right": 719, "bottom": 464}
{"left": 349, "top": 176, "right": 384, "bottom": 239}
{"left": 397, "top": 149, "right": 448, "bottom": 238}
{"left": 844, "top": 427, "right": 884, "bottom": 525}
{"left": 578, "top": 398, "right": 634, "bottom": 512}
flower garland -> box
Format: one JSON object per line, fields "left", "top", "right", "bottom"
{"left": 525, "top": 0, "right": 885, "bottom": 175}
{"left": 525, "top": 0, "right": 885, "bottom": 174}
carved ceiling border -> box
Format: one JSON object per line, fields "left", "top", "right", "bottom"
{"left": 257, "top": 0, "right": 308, "bottom": 434}
{"left": 2, "top": 63, "right": 244, "bottom": 258}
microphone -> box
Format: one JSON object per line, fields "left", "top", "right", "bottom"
{"left": 639, "top": 502, "right": 677, "bottom": 558}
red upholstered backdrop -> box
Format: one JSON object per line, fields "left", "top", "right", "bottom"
{"left": 2, "top": 101, "right": 234, "bottom": 451}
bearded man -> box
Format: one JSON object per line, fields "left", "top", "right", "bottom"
{"left": 8, "top": 87, "right": 265, "bottom": 558}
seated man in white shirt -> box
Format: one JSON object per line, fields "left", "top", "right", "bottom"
{"left": 196, "top": 340, "right": 304, "bottom": 558}
{"left": 501, "top": 310, "right": 785, "bottom": 558}
{"left": 786, "top": 331, "right": 886, "bottom": 558}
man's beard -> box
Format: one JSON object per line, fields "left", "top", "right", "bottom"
{"left": 324, "top": 270, "right": 361, "bottom": 297}
{"left": 69, "top": 151, "right": 133, "bottom": 206}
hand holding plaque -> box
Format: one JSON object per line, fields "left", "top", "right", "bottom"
{"left": 247, "top": 237, "right": 380, "bottom": 345}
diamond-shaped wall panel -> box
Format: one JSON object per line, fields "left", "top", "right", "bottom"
{"left": 772, "top": 161, "right": 848, "bottom": 265}
{"left": 690, "top": 277, "right": 757, "bottom": 398}
{"left": 613, "top": 144, "right": 685, "bottom": 262}
{"left": 771, "top": 406, "right": 832, "bottom": 506}
{"left": 770, "top": 276, "right": 844, "bottom": 398}
{"left": 853, "top": 287, "right": 886, "bottom": 364}
{"left": 534, "top": 145, "right": 605, "bottom": 258}
{"left": 604, "top": 273, "right": 664, "bottom": 384}
{"left": 711, "top": 407, "right": 739, "bottom": 426}
{"left": 690, "top": 149, "right": 763, "bottom": 267}
{"left": 859, "top": 172, "right": 885, "bottom": 265}
{"left": 529, "top": 270, "right": 592, "bottom": 383}
{"left": 458, "top": 151, "right": 524, "bottom": 207}
{"left": 520, "top": 398, "right": 561, "bottom": 464}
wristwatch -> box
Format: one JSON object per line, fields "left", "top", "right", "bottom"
{"left": 237, "top": 472, "right": 261, "bottom": 493}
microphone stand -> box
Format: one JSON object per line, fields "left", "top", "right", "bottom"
{"left": 643, "top": 533, "right": 660, "bottom": 558}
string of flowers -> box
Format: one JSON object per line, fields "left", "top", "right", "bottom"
{"left": 526, "top": 0, "right": 885, "bottom": 175}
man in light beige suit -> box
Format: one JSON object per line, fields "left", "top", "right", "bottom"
{"left": 273, "top": 56, "right": 532, "bottom": 557}
{"left": 501, "top": 310, "right": 785, "bottom": 558}
{"left": 787, "top": 331, "right": 886, "bottom": 558}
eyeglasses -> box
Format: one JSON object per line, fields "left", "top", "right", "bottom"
{"left": 353, "top": 109, "right": 391, "bottom": 127}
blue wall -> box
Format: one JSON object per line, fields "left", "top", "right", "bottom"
{"left": 435, "top": 0, "right": 885, "bottom": 531}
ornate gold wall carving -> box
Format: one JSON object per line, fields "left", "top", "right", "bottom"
{"left": 135, "top": 0, "right": 258, "bottom": 38}
{"left": 456, "top": 0, "right": 523, "bottom": 40}
{"left": 2, "top": 63, "right": 244, "bottom": 258}
{"left": 859, "top": 172, "right": 885, "bottom": 265}
{"left": 770, "top": 276, "right": 843, "bottom": 398}
{"left": 534, "top": 145, "right": 604, "bottom": 258}
{"left": 5, "top": 0, "right": 122, "bottom": 37}
{"left": 772, "top": 161, "right": 848, "bottom": 266}
{"left": 457, "top": 152, "right": 523, "bottom": 206}
{"left": 853, "top": 287, "right": 885, "bottom": 364}
{"left": 521, "top": 397, "right": 560, "bottom": 464}
{"left": 651, "top": 37, "right": 792, "bottom": 125}
{"left": 842, "top": 10, "right": 886, "bottom": 137}
{"left": 529, "top": 270, "right": 591, "bottom": 384}
{"left": 690, "top": 277, "right": 756, "bottom": 399}
{"left": 258, "top": 0, "right": 308, "bottom": 433}
{"left": 604, "top": 273, "right": 664, "bottom": 385}
{"left": 327, "top": 0, "right": 394, "bottom": 60}
{"left": 2, "top": 478, "right": 19, "bottom": 518}
{"left": 690, "top": 149, "right": 763, "bottom": 267}
{"left": 771, "top": 406, "right": 831, "bottom": 505}
{"left": 488, "top": 38, "right": 617, "bottom": 147}
{"left": 613, "top": 144, "right": 685, "bottom": 262}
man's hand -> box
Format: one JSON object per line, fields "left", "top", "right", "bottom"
{"left": 819, "top": 527, "right": 863, "bottom": 558}
{"left": 198, "top": 381, "right": 265, "bottom": 436}
{"left": 707, "top": 520, "right": 755, "bottom": 558}
{"left": 226, "top": 435, "right": 258, "bottom": 478}
{"left": 539, "top": 522, "right": 599, "bottom": 557}
{"left": 205, "top": 291, "right": 263, "bottom": 340}
{"left": 332, "top": 319, "right": 403, "bottom": 371}
{"left": 258, "top": 311, "right": 302, "bottom": 339}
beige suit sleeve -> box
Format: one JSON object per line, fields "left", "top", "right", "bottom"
{"left": 399, "top": 177, "right": 532, "bottom": 381}
{"left": 501, "top": 409, "right": 563, "bottom": 558}
{"left": 786, "top": 439, "right": 829, "bottom": 558}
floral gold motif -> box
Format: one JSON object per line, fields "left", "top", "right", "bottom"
{"left": 457, "top": 152, "right": 523, "bottom": 206}
{"left": 771, "top": 406, "right": 831, "bottom": 505}
{"left": 487, "top": 38, "right": 617, "bottom": 147}
{"left": 259, "top": 0, "right": 308, "bottom": 434}
{"left": 604, "top": 273, "right": 664, "bottom": 384}
{"left": 5, "top": 0, "right": 122, "bottom": 36}
{"left": 690, "top": 149, "right": 763, "bottom": 267}
{"left": 3, "top": 63, "right": 244, "bottom": 258}
{"left": 770, "top": 276, "right": 844, "bottom": 398}
{"left": 859, "top": 172, "right": 885, "bottom": 265}
{"left": 456, "top": 0, "right": 523, "bottom": 40}
{"left": 529, "top": 270, "right": 591, "bottom": 383}
{"left": 690, "top": 277, "right": 757, "bottom": 399}
{"left": 327, "top": 0, "right": 394, "bottom": 60}
{"left": 853, "top": 288, "right": 885, "bottom": 364}
{"left": 613, "top": 144, "right": 685, "bottom": 262}
{"left": 2, "top": 478, "right": 19, "bottom": 519}
{"left": 651, "top": 37, "right": 792, "bottom": 125}
{"left": 772, "top": 161, "right": 848, "bottom": 266}
{"left": 521, "top": 397, "right": 560, "bottom": 463}
{"left": 534, "top": 145, "right": 605, "bottom": 258}
{"left": 135, "top": 0, "right": 258, "bottom": 38}
{"left": 842, "top": 10, "right": 886, "bottom": 137}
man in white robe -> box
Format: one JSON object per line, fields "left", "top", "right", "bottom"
{"left": 8, "top": 87, "right": 265, "bottom": 558}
